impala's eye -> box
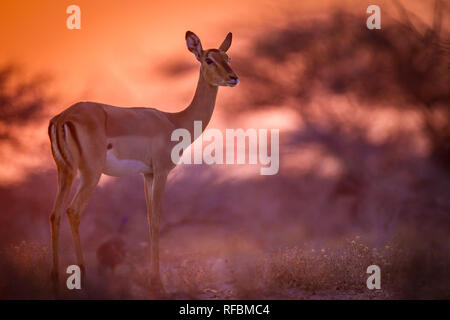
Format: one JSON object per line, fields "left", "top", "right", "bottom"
{"left": 205, "top": 58, "right": 214, "bottom": 65}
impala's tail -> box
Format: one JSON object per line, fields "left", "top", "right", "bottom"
{"left": 48, "top": 117, "right": 81, "bottom": 170}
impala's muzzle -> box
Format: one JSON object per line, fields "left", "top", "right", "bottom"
{"left": 226, "top": 75, "right": 239, "bottom": 87}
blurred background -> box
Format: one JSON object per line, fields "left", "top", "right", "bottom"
{"left": 0, "top": 0, "right": 448, "bottom": 299}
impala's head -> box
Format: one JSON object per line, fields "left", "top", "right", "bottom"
{"left": 186, "top": 31, "right": 239, "bottom": 87}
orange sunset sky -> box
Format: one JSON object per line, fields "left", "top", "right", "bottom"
{"left": 0, "top": 0, "right": 440, "bottom": 182}
{"left": 0, "top": 0, "right": 436, "bottom": 106}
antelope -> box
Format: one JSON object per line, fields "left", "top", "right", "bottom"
{"left": 48, "top": 31, "right": 238, "bottom": 294}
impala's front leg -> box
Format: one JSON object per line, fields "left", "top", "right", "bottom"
{"left": 144, "top": 171, "right": 167, "bottom": 293}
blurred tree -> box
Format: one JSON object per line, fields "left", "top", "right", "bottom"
{"left": 234, "top": 0, "right": 449, "bottom": 170}
{"left": 0, "top": 64, "right": 52, "bottom": 157}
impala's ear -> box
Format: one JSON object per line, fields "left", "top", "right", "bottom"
{"left": 186, "top": 31, "right": 203, "bottom": 61}
{"left": 219, "top": 32, "right": 232, "bottom": 52}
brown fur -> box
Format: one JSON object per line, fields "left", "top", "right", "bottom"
{"left": 48, "top": 31, "right": 238, "bottom": 295}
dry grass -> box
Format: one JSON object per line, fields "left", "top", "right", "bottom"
{"left": 0, "top": 229, "right": 448, "bottom": 300}
{"left": 233, "top": 232, "right": 450, "bottom": 299}
{"left": 260, "top": 238, "right": 393, "bottom": 293}
{"left": 0, "top": 241, "right": 51, "bottom": 298}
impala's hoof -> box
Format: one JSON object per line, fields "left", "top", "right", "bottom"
{"left": 149, "top": 277, "right": 166, "bottom": 297}
{"left": 79, "top": 264, "right": 86, "bottom": 289}
{"left": 50, "top": 269, "right": 60, "bottom": 297}
{"left": 51, "top": 268, "right": 59, "bottom": 282}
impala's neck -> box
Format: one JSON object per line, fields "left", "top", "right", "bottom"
{"left": 170, "top": 69, "right": 218, "bottom": 138}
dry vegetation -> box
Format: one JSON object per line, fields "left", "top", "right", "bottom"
{"left": 1, "top": 230, "right": 448, "bottom": 299}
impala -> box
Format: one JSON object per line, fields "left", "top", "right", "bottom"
{"left": 48, "top": 31, "right": 238, "bottom": 293}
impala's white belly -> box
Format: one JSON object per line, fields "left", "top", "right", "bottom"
{"left": 103, "top": 150, "right": 151, "bottom": 177}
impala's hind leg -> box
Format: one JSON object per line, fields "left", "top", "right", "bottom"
{"left": 66, "top": 164, "right": 103, "bottom": 288}
{"left": 50, "top": 165, "right": 75, "bottom": 293}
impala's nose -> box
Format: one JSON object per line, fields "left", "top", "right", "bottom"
{"left": 227, "top": 75, "right": 239, "bottom": 86}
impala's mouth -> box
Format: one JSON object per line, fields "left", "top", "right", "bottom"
{"left": 226, "top": 79, "right": 239, "bottom": 87}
